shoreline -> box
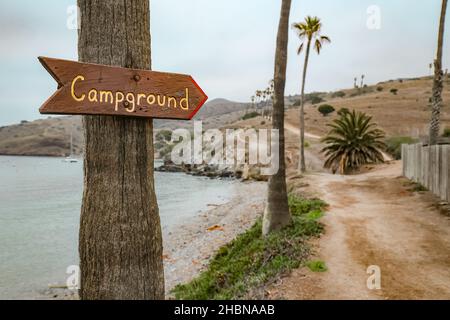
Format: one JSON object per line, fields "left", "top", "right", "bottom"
{"left": 163, "top": 180, "right": 267, "bottom": 296}
{"left": 39, "top": 180, "right": 267, "bottom": 300}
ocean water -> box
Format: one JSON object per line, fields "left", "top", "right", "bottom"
{"left": 0, "top": 156, "right": 236, "bottom": 299}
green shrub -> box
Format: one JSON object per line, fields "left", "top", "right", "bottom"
{"left": 442, "top": 128, "right": 450, "bottom": 137}
{"left": 376, "top": 86, "right": 383, "bottom": 92}
{"left": 332, "top": 91, "right": 346, "bottom": 98}
{"left": 156, "top": 130, "right": 172, "bottom": 142}
{"left": 337, "top": 107, "right": 350, "bottom": 116}
{"left": 310, "top": 96, "right": 324, "bottom": 105}
{"left": 241, "top": 111, "right": 260, "bottom": 120}
{"left": 385, "top": 136, "right": 418, "bottom": 160}
{"left": 318, "top": 104, "right": 335, "bottom": 116}
{"left": 172, "top": 195, "right": 326, "bottom": 300}
{"left": 390, "top": 88, "right": 398, "bottom": 95}
{"left": 293, "top": 100, "right": 301, "bottom": 107}
{"left": 306, "top": 260, "right": 328, "bottom": 272}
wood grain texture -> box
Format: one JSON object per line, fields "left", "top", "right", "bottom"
{"left": 78, "top": 0, "right": 164, "bottom": 300}
{"left": 39, "top": 57, "right": 207, "bottom": 120}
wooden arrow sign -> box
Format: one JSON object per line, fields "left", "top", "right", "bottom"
{"left": 38, "top": 57, "right": 208, "bottom": 120}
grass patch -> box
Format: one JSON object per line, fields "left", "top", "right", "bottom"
{"left": 443, "top": 127, "right": 450, "bottom": 138}
{"left": 409, "top": 182, "right": 428, "bottom": 192}
{"left": 242, "top": 112, "right": 260, "bottom": 120}
{"left": 385, "top": 136, "right": 418, "bottom": 160}
{"left": 306, "top": 260, "right": 328, "bottom": 272}
{"left": 171, "top": 195, "right": 327, "bottom": 300}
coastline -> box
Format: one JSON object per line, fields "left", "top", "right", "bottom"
{"left": 40, "top": 180, "right": 267, "bottom": 300}
{"left": 163, "top": 180, "right": 267, "bottom": 296}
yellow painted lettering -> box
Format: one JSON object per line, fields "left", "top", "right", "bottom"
{"left": 137, "top": 94, "right": 146, "bottom": 106}
{"left": 71, "top": 75, "right": 85, "bottom": 102}
{"left": 125, "top": 93, "right": 136, "bottom": 112}
{"left": 157, "top": 95, "right": 166, "bottom": 107}
{"left": 115, "top": 92, "right": 124, "bottom": 111}
{"left": 99, "top": 91, "right": 113, "bottom": 104}
{"left": 147, "top": 94, "right": 156, "bottom": 105}
{"left": 168, "top": 97, "right": 177, "bottom": 108}
{"left": 88, "top": 89, "right": 98, "bottom": 102}
{"left": 180, "top": 88, "right": 189, "bottom": 110}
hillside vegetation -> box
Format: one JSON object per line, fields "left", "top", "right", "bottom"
{"left": 1, "top": 76, "right": 449, "bottom": 157}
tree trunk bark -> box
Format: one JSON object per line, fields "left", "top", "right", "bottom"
{"left": 299, "top": 40, "right": 311, "bottom": 173}
{"left": 77, "top": 0, "right": 164, "bottom": 300}
{"left": 262, "top": 0, "right": 292, "bottom": 236}
{"left": 429, "top": 0, "right": 448, "bottom": 145}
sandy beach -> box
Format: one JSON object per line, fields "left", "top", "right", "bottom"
{"left": 163, "top": 181, "right": 267, "bottom": 296}
{"left": 40, "top": 180, "right": 266, "bottom": 299}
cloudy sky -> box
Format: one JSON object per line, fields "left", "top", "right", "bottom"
{"left": 0, "top": 0, "right": 448, "bottom": 126}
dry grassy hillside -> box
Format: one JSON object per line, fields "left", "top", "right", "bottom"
{"left": 0, "top": 99, "right": 249, "bottom": 157}
{"left": 285, "top": 76, "right": 450, "bottom": 138}
{"left": 1, "top": 76, "right": 448, "bottom": 157}
{"left": 0, "top": 116, "right": 82, "bottom": 157}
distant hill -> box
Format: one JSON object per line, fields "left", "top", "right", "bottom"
{"left": 283, "top": 76, "right": 450, "bottom": 138}
{"left": 2, "top": 75, "right": 449, "bottom": 157}
{"left": 0, "top": 116, "right": 82, "bottom": 157}
{"left": 0, "top": 98, "right": 249, "bottom": 157}
{"left": 154, "top": 98, "right": 249, "bottom": 130}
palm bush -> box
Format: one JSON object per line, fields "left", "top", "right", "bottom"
{"left": 321, "top": 110, "right": 386, "bottom": 174}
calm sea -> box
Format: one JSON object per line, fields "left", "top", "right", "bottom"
{"left": 0, "top": 156, "right": 236, "bottom": 299}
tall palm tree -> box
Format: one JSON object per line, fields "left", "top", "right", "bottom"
{"left": 263, "top": 0, "right": 292, "bottom": 236}
{"left": 429, "top": 0, "right": 448, "bottom": 145}
{"left": 78, "top": 0, "right": 164, "bottom": 299}
{"left": 256, "top": 90, "right": 262, "bottom": 110}
{"left": 322, "top": 110, "right": 386, "bottom": 174}
{"left": 293, "top": 16, "right": 330, "bottom": 173}
{"left": 360, "top": 74, "right": 365, "bottom": 88}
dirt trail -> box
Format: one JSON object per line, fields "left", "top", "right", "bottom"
{"left": 269, "top": 162, "right": 450, "bottom": 300}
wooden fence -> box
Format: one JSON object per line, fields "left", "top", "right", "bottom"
{"left": 402, "top": 143, "right": 450, "bottom": 202}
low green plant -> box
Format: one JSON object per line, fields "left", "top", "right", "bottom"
{"left": 322, "top": 110, "right": 386, "bottom": 174}
{"left": 442, "top": 127, "right": 450, "bottom": 137}
{"left": 337, "top": 107, "right": 350, "bottom": 116}
{"left": 310, "top": 96, "right": 325, "bottom": 105}
{"left": 318, "top": 104, "right": 335, "bottom": 116}
{"left": 172, "top": 195, "right": 327, "bottom": 300}
{"left": 242, "top": 111, "right": 260, "bottom": 120}
{"left": 385, "top": 136, "right": 418, "bottom": 160}
{"left": 390, "top": 88, "right": 398, "bottom": 95}
{"left": 306, "top": 260, "right": 328, "bottom": 272}
{"left": 332, "top": 91, "right": 346, "bottom": 98}
{"left": 156, "top": 130, "right": 172, "bottom": 142}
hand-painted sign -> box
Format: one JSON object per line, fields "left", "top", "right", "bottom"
{"left": 38, "top": 57, "right": 208, "bottom": 120}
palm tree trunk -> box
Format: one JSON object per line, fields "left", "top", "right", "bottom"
{"left": 262, "top": 0, "right": 292, "bottom": 236}
{"left": 429, "top": 0, "right": 448, "bottom": 145}
{"left": 299, "top": 40, "right": 311, "bottom": 173}
{"left": 78, "top": 0, "right": 164, "bottom": 299}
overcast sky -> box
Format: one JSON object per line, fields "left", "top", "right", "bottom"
{"left": 0, "top": 0, "right": 448, "bottom": 126}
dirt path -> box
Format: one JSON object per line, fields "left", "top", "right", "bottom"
{"left": 269, "top": 162, "right": 450, "bottom": 300}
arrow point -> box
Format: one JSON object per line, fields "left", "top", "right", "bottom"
{"left": 188, "top": 76, "right": 208, "bottom": 120}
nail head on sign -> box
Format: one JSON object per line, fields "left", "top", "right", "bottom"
{"left": 134, "top": 75, "right": 141, "bottom": 82}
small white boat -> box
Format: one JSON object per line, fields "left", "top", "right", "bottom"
{"left": 63, "top": 124, "right": 79, "bottom": 163}
{"left": 64, "top": 157, "right": 79, "bottom": 163}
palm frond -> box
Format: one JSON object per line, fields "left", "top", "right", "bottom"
{"left": 321, "top": 110, "right": 386, "bottom": 174}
